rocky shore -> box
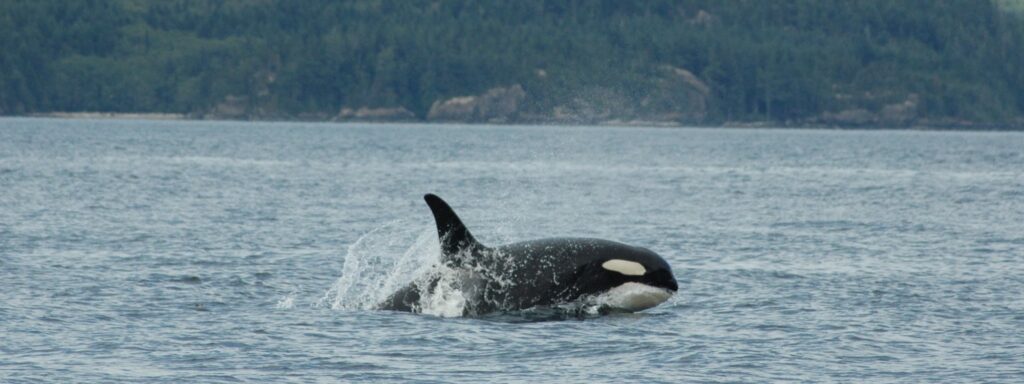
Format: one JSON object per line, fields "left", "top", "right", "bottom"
{"left": 31, "top": 112, "right": 187, "bottom": 120}
{"left": 26, "top": 75, "right": 1023, "bottom": 130}
{"left": 27, "top": 109, "right": 1023, "bottom": 130}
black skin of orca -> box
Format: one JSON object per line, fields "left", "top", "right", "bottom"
{"left": 377, "top": 194, "right": 678, "bottom": 315}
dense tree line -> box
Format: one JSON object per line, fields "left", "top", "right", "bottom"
{"left": 1, "top": 0, "right": 1022, "bottom": 126}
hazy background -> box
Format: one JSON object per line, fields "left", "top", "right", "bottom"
{"left": 2, "top": 0, "right": 1023, "bottom": 128}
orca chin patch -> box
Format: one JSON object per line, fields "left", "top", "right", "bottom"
{"left": 594, "top": 282, "right": 674, "bottom": 312}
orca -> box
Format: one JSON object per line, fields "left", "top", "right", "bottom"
{"left": 377, "top": 194, "right": 678, "bottom": 316}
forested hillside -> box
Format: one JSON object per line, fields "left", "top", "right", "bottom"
{"left": 2, "top": 0, "right": 1023, "bottom": 127}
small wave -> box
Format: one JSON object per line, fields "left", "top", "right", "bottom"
{"left": 150, "top": 155, "right": 294, "bottom": 168}
{"left": 139, "top": 273, "right": 202, "bottom": 285}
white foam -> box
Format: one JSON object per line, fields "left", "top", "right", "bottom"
{"left": 417, "top": 269, "right": 468, "bottom": 317}
{"left": 275, "top": 295, "right": 295, "bottom": 309}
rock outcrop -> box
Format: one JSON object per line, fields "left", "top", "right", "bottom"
{"left": 549, "top": 87, "right": 631, "bottom": 124}
{"left": 814, "top": 94, "right": 920, "bottom": 127}
{"left": 335, "top": 106, "right": 416, "bottom": 121}
{"left": 879, "top": 94, "right": 919, "bottom": 126}
{"left": 207, "top": 95, "right": 249, "bottom": 120}
{"left": 642, "top": 65, "right": 711, "bottom": 122}
{"left": 427, "top": 85, "right": 526, "bottom": 123}
{"left": 545, "top": 66, "right": 711, "bottom": 125}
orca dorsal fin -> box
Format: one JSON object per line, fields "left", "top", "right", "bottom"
{"left": 424, "top": 194, "right": 484, "bottom": 266}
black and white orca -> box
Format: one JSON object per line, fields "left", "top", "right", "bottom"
{"left": 378, "top": 194, "right": 678, "bottom": 316}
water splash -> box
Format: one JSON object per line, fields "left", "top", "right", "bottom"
{"left": 275, "top": 295, "right": 294, "bottom": 309}
{"left": 318, "top": 220, "right": 441, "bottom": 311}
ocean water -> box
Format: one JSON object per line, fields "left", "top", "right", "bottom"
{"left": 1, "top": 118, "right": 1023, "bottom": 383}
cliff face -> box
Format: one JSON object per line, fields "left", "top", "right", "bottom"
{"left": 416, "top": 73, "right": 710, "bottom": 125}
{"left": 542, "top": 66, "right": 711, "bottom": 125}
{"left": 427, "top": 85, "right": 527, "bottom": 123}
{"left": 642, "top": 66, "right": 711, "bottom": 122}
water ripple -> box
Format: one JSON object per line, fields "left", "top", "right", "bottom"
{"left": 1, "top": 120, "right": 1022, "bottom": 382}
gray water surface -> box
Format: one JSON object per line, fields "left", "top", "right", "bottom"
{"left": 2, "top": 118, "right": 1023, "bottom": 382}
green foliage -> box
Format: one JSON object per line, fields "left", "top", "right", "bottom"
{"left": 0, "top": 0, "right": 1021, "bottom": 125}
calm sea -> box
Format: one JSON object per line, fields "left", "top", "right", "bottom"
{"left": 1, "top": 118, "right": 1022, "bottom": 382}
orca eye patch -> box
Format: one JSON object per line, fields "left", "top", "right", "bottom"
{"left": 601, "top": 259, "right": 646, "bottom": 276}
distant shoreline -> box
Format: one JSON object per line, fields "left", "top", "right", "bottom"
{"left": 29, "top": 112, "right": 188, "bottom": 120}
{"left": 14, "top": 112, "right": 1024, "bottom": 131}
